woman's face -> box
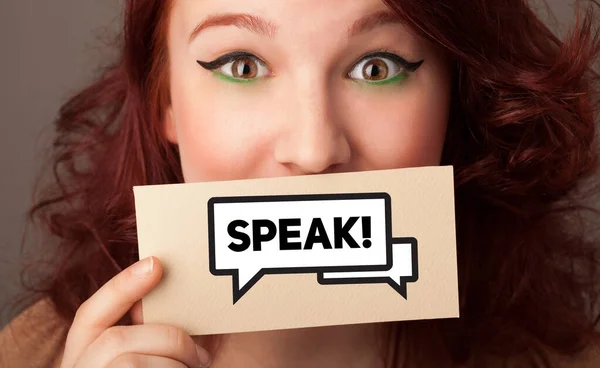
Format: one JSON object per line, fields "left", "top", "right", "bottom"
{"left": 164, "top": 0, "right": 452, "bottom": 182}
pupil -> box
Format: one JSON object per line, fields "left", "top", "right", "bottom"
{"left": 371, "top": 64, "right": 380, "bottom": 77}
{"left": 243, "top": 63, "right": 251, "bottom": 75}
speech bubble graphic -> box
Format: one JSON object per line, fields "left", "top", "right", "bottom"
{"left": 207, "top": 193, "right": 418, "bottom": 304}
{"left": 318, "top": 237, "right": 418, "bottom": 297}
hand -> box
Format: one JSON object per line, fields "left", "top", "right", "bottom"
{"left": 59, "top": 256, "right": 212, "bottom": 367}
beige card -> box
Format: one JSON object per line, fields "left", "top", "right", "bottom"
{"left": 133, "top": 166, "right": 459, "bottom": 335}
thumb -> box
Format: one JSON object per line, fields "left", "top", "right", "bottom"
{"left": 130, "top": 300, "right": 144, "bottom": 325}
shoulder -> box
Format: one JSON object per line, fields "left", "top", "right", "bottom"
{"left": 465, "top": 342, "right": 600, "bottom": 368}
{"left": 0, "top": 298, "right": 70, "bottom": 368}
{"left": 552, "top": 343, "right": 600, "bottom": 368}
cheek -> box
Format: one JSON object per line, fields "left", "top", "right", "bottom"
{"left": 344, "top": 82, "right": 450, "bottom": 170}
{"left": 170, "top": 82, "right": 278, "bottom": 182}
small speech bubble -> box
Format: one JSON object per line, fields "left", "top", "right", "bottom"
{"left": 207, "top": 193, "right": 418, "bottom": 304}
{"left": 318, "top": 237, "right": 417, "bottom": 297}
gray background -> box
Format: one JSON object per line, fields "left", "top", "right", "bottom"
{"left": 0, "top": 0, "right": 591, "bottom": 328}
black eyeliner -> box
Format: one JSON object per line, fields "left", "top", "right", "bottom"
{"left": 197, "top": 51, "right": 261, "bottom": 70}
{"left": 358, "top": 51, "right": 424, "bottom": 72}
{"left": 196, "top": 50, "right": 423, "bottom": 73}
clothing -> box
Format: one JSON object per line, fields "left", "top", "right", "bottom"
{"left": 0, "top": 299, "right": 67, "bottom": 368}
{"left": 1, "top": 298, "right": 599, "bottom": 367}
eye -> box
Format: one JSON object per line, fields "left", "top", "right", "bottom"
{"left": 349, "top": 57, "right": 399, "bottom": 82}
{"left": 347, "top": 51, "right": 423, "bottom": 83}
{"left": 219, "top": 55, "right": 270, "bottom": 80}
{"left": 197, "top": 52, "right": 271, "bottom": 81}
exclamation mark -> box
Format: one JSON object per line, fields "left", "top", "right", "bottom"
{"left": 362, "top": 216, "right": 372, "bottom": 248}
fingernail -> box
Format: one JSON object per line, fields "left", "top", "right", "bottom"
{"left": 196, "top": 345, "right": 212, "bottom": 367}
{"left": 131, "top": 257, "right": 153, "bottom": 278}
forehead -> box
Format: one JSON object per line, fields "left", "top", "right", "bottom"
{"left": 170, "top": 0, "right": 397, "bottom": 40}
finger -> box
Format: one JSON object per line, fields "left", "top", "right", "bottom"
{"left": 130, "top": 300, "right": 143, "bottom": 325}
{"left": 61, "top": 256, "right": 162, "bottom": 367}
{"left": 107, "top": 353, "right": 187, "bottom": 368}
{"left": 76, "top": 324, "right": 211, "bottom": 368}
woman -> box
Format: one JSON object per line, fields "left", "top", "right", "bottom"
{"left": 2, "top": 0, "right": 600, "bottom": 366}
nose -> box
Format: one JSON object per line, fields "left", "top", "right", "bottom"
{"left": 274, "top": 77, "right": 351, "bottom": 175}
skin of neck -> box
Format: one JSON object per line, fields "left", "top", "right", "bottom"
{"left": 200, "top": 322, "right": 398, "bottom": 368}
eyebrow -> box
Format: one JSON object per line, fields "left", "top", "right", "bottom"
{"left": 347, "top": 10, "right": 403, "bottom": 37}
{"left": 189, "top": 10, "right": 403, "bottom": 43}
{"left": 189, "top": 13, "right": 277, "bottom": 42}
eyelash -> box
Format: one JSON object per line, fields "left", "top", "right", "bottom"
{"left": 197, "top": 51, "right": 267, "bottom": 71}
{"left": 349, "top": 49, "right": 423, "bottom": 73}
{"left": 196, "top": 49, "right": 424, "bottom": 84}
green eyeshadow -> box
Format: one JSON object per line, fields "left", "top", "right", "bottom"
{"left": 356, "top": 72, "right": 408, "bottom": 87}
{"left": 213, "top": 71, "right": 258, "bottom": 85}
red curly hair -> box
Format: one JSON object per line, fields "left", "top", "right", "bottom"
{"left": 11, "top": 0, "right": 600, "bottom": 366}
